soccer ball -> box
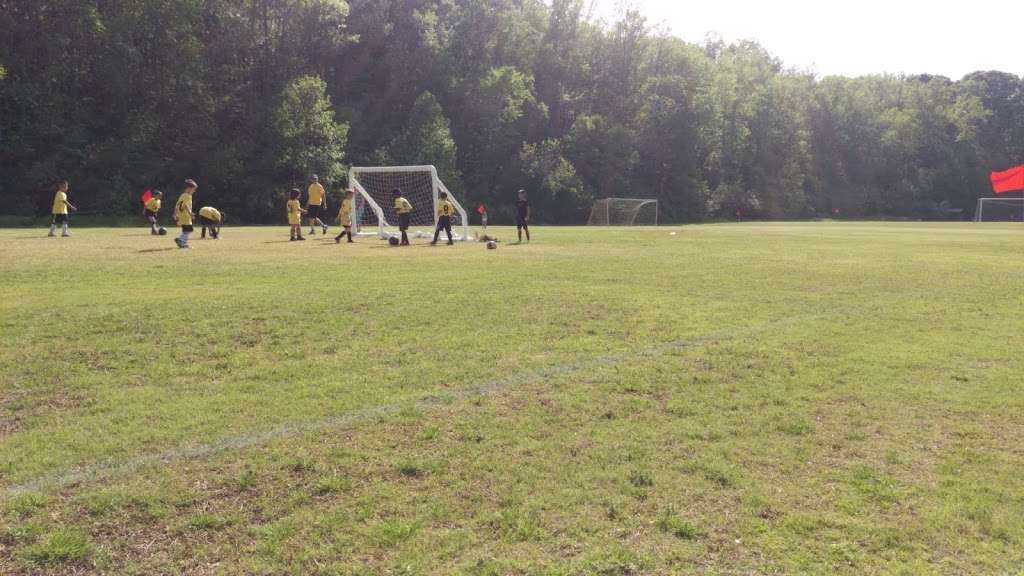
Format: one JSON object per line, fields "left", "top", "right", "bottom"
{"left": 158, "top": 227, "right": 168, "bottom": 236}
{"left": 414, "top": 230, "right": 425, "bottom": 239}
{"left": 388, "top": 236, "right": 400, "bottom": 246}
{"left": 486, "top": 240, "right": 497, "bottom": 250}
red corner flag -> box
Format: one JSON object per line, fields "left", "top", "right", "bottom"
{"left": 990, "top": 165, "right": 1024, "bottom": 194}
{"left": 141, "top": 189, "right": 153, "bottom": 204}
{"left": 477, "top": 204, "right": 487, "bottom": 214}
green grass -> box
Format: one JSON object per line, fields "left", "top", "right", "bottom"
{"left": 1, "top": 222, "right": 1023, "bottom": 574}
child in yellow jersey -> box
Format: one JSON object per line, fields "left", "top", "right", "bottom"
{"left": 48, "top": 180, "right": 76, "bottom": 237}
{"left": 392, "top": 188, "right": 413, "bottom": 246}
{"left": 144, "top": 190, "right": 163, "bottom": 235}
{"left": 306, "top": 174, "right": 329, "bottom": 235}
{"left": 173, "top": 179, "right": 197, "bottom": 249}
{"left": 198, "top": 206, "right": 226, "bottom": 239}
{"left": 287, "top": 189, "right": 307, "bottom": 241}
{"left": 431, "top": 191, "right": 456, "bottom": 245}
{"left": 334, "top": 189, "right": 355, "bottom": 244}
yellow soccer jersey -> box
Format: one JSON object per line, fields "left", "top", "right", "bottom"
{"left": 287, "top": 199, "right": 302, "bottom": 225}
{"left": 338, "top": 198, "right": 353, "bottom": 223}
{"left": 307, "top": 183, "right": 326, "bottom": 207}
{"left": 199, "top": 206, "right": 221, "bottom": 221}
{"left": 437, "top": 200, "right": 456, "bottom": 218}
{"left": 145, "top": 198, "right": 162, "bottom": 213}
{"left": 395, "top": 197, "right": 413, "bottom": 214}
{"left": 52, "top": 191, "right": 68, "bottom": 215}
{"left": 175, "top": 194, "right": 193, "bottom": 226}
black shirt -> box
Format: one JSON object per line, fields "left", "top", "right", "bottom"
{"left": 516, "top": 199, "right": 530, "bottom": 219}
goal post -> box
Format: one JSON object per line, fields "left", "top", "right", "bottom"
{"left": 587, "top": 198, "right": 659, "bottom": 226}
{"left": 975, "top": 197, "right": 1024, "bottom": 222}
{"left": 349, "top": 166, "right": 470, "bottom": 240}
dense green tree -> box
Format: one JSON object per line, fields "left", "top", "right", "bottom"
{"left": 1, "top": 0, "right": 1021, "bottom": 223}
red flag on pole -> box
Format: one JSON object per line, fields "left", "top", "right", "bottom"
{"left": 477, "top": 204, "right": 487, "bottom": 214}
{"left": 990, "top": 165, "right": 1024, "bottom": 194}
{"left": 141, "top": 189, "right": 153, "bottom": 204}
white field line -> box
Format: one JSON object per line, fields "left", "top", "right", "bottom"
{"left": 4, "top": 306, "right": 871, "bottom": 496}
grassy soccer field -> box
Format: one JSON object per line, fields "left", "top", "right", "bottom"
{"left": 1, "top": 223, "right": 1022, "bottom": 575}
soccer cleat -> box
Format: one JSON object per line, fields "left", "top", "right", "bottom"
{"left": 447, "top": 241, "right": 454, "bottom": 245}
{"left": 322, "top": 224, "right": 329, "bottom": 235}
{"left": 62, "top": 233, "right": 71, "bottom": 237}
{"left": 298, "top": 236, "right": 307, "bottom": 241}
{"left": 335, "top": 236, "right": 341, "bottom": 244}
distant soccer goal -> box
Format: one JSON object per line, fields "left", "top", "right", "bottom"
{"left": 349, "top": 166, "right": 470, "bottom": 240}
{"left": 975, "top": 197, "right": 1024, "bottom": 222}
{"left": 587, "top": 198, "right": 658, "bottom": 226}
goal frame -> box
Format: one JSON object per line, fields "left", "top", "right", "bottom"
{"left": 348, "top": 165, "right": 470, "bottom": 240}
{"left": 587, "top": 198, "right": 659, "bottom": 226}
{"left": 975, "top": 197, "right": 1024, "bottom": 222}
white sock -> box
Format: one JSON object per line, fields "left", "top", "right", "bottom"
{"left": 48, "top": 224, "right": 56, "bottom": 235}
{"left": 182, "top": 231, "right": 191, "bottom": 243}
{"left": 61, "top": 223, "right": 69, "bottom": 235}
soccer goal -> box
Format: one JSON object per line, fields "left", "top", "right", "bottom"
{"left": 349, "top": 166, "right": 471, "bottom": 240}
{"left": 587, "top": 198, "right": 659, "bottom": 226}
{"left": 975, "top": 197, "right": 1024, "bottom": 222}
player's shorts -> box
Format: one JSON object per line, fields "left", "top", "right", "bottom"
{"left": 199, "top": 216, "right": 218, "bottom": 227}
{"left": 516, "top": 217, "right": 528, "bottom": 229}
{"left": 288, "top": 216, "right": 300, "bottom": 226}
{"left": 306, "top": 205, "right": 322, "bottom": 219}
{"left": 144, "top": 210, "right": 158, "bottom": 222}
{"left": 181, "top": 225, "right": 194, "bottom": 233}
{"left": 52, "top": 214, "right": 68, "bottom": 224}
{"left": 436, "top": 215, "right": 452, "bottom": 230}
{"left": 398, "top": 213, "right": 411, "bottom": 231}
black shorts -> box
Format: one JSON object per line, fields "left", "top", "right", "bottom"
{"left": 181, "top": 225, "right": 194, "bottom": 233}
{"left": 307, "top": 205, "right": 322, "bottom": 219}
{"left": 398, "top": 213, "right": 411, "bottom": 231}
{"left": 436, "top": 215, "right": 452, "bottom": 230}
{"left": 199, "top": 216, "right": 218, "bottom": 227}
{"left": 52, "top": 214, "right": 68, "bottom": 224}
{"left": 144, "top": 210, "right": 157, "bottom": 222}
{"left": 517, "top": 217, "right": 529, "bottom": 229}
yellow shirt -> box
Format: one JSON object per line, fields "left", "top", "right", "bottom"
{"left": 52, "top": 191, "right": 68, "bottom": 215}
{"left": 145, "top": 198, "right": 162, "bottom": 213}
{"left": 307, "top": 183, "right": 326, "bottom": 207}
{"left": 338, "top": 198, "right": 353, "bottom": 223}
{"left": 287, "top": 199, "right": 302, "bottom": 225}
{"left": 199, "top": 206, "right": 221, "bottom": 222}
{"left": 395, "top": 197, "right": 413, "bottom": 214}
{"left": 175, "top": 193, "right": 193, "bottom": 225}
{"left": 437, "top": 200, "right": 456, "bottom": 218}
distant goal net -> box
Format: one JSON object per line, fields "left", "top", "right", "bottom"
{"left": 975, "top": 197, "right": 1024, "bottom": 222}
{"left": 587, "top": 198, "right": 659, "bottom": 226}
{"left": 349, "top": 166, "right": 470, "bottom": 240}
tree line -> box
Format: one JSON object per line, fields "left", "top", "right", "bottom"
{"left": 2, "top": 0, "right": 1022, "bottom": 224}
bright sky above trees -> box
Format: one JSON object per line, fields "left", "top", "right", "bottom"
{"left": 592, "top": 0, "right": 1024, "bottom": 79}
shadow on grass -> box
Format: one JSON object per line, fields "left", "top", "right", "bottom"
{"left": 136, "top": 248, "right": 177, "bottom": 254}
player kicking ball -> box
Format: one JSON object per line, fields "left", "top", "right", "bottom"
{"left": 431, "top": 191, "right": 455, "bottom": 245}
{"left": 516, "top": 189, "right": 531, "bottom": 243}
{"left": 173, "top": 179, "right": 197, "bottom": 249}
{"left": 48, "top": 180, "right": 77, "bottom": 237}
{"left": 306, "top": 174, "right": 329, "bottom": 236}
{"left": 287, "top": 189, "right": 307, "bottom": 241}
{"left": 334, "top": 189, "right": 354, "bottom": 244}
{"left": 199, "top": 206, "right": 226, "bottom": 239}
{"left": 143, "top": 190, "right": 163, "bottom": 235}
{"left": 393, "top": 188, "right": 412, "bottom": 246}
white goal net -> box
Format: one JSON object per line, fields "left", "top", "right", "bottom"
{"left": 588, "top": 198, "right": 659, "bottom": 226}
{"left": 975, "top": 197, "right": 1024, "bottom": 222}
{"left": 349, "top": 166, "right": 470, "bottom": 240}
